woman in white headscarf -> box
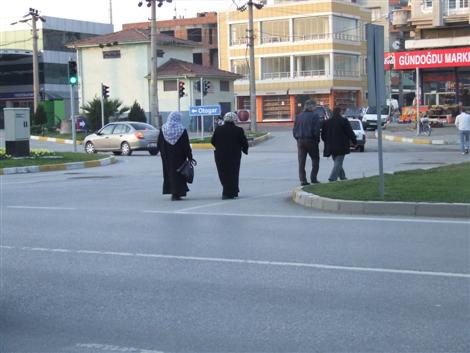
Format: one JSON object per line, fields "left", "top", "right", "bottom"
{"left": 211, "top": 112, "right": 248, "bottom": 199}
{"left": 156, "top": 111, "right": 193, "bottom": 200}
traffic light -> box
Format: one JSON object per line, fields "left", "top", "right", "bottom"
{"left": 203, "top": 80, "right": 211, "bottom": 96}
{"left": 68, "top": 60, "right": 78, "bottom": 85}
{"left": 101, "top": 84, "right": 110, "bottom": 99}
{"left": 178, "top": 81, "right": 185, "bottom": 98}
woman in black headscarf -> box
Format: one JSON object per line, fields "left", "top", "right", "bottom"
{"left": 156, "top": 111, "right": 193, "bottom": 200}
{"left": 211, "top": 112, "right": 249, "bottom": 199}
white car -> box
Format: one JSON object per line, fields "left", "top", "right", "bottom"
{"left": 362, "top": 106, "right": 389, "bottom": 130}
{"left": 348, "top": 118, "right": 366, "bottom": 152}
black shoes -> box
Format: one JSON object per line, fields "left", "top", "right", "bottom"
{"left": 311, "top": 179, "right": 320, "bottom": 184}
{"left": 222, "top": 195, "right": 235, "bottom": 200}
{"left": 171, "top": 195, "right": 181, "bottom": 201}
{"left": 300, "top": 182, "right": 310, "bottom": 186}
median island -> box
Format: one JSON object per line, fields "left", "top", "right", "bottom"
{"left": 303, "top": 162, "right": 470, "bottom": 204}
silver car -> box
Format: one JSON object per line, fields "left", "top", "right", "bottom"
{"left": 84, "top": 122, "right": 158, "bottom": 156}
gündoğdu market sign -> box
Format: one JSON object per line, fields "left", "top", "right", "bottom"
{"left": 385, "top": 47, "right": 470, "bottom": 70}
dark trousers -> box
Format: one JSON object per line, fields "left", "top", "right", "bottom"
{"left": 297, "top": 139, "right": 320, "bottom": 183}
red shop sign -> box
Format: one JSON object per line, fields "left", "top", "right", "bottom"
{"left": 394, "top": 47, "right": 470, "bottom": 69}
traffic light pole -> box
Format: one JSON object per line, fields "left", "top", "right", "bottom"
{"left": 247, "top": 0, "right": 257, "bottom": 133}
{"left": 70, "top": 84, "right": 77, "bottom": 152}
{"left": 150, "top": 0, "right": 161, "bottom": 128}
{"left": 100, "top": 83, "right": 105, "bottom": 128}
{"left": 177, "top": 78, "right": 180, "bottom": 113}
{"left": 200, "top": 77, "right": 204, "bottom": 140}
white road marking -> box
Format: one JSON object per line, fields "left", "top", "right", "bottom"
{"left": 7, "top": 206, "right": 77, "bottom": 210}
{"left": 2, "top": 245, "right": 469, "bottom": 280}
{"left": 75, "top": 343, "right": 164, "bottom": 353}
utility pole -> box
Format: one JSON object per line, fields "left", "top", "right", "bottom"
{"left": 237, "top": 0, "right": 264, "bottom": 133}
{"left": 109, "top": 0, "right": 113, "bottom": 25}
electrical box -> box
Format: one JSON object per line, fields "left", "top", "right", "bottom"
{"left": 4, "top": 108, "right": 30, "bottom": 157}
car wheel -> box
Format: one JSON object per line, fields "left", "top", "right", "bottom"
{"left": 149, "top": 149, "right": 158, "bottom": 156}
{"left": 113, "top": 151, "right": 122, "bottom": 156}
{"left": 121, "top": 142, "right": 132, "bottom": 156}
{"left": 359, "top": 145, "right": 365, "bottom": 152}
{"left": 85, "top": 142, "right": 96, "bottom": 154}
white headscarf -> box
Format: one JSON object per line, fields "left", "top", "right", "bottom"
{"left": 162, "top": 112, "right": 185, "bottom": 145}
{"left": 223, "top": 112, "right": 238, "bottom": 123}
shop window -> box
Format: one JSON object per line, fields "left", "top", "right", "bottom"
{"left": 261, "top": 56, "right": 290, "bottom": 80}
{"left": 163, "top": 80, "right": 177, "bottom": 91}
{"left": 262, "top": 96, "right": 290, "bottom": 120}
{"left": 294, "top": 16, "right": 329, "bottom": 41}
{"left": 237, "top": 96, "right": 251, "bottom": 110}
{"left": 261, "top": 19, "right": 289, "bottom": 43}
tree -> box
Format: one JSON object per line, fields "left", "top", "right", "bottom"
{"left": 81, "top": 97, "right": 129, "bottom": 132}
{"left": 127, "top": 100, "right": 147, "bottom": 122}
{"left": 33, "top": 104, "right": 48, "bottom": 135}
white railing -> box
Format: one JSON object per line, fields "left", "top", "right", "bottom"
{"left": 294, "top": 70, "right": 327, "bottom": 78}
{"left": 294, "top": 33, "right": 331, "bottom": 41}
{"left": 333, "top": 32, "right": 360, "bottom": 41}
{"left": 262, "top": 72, "right": 291, "bottom": 80}
{"left": 334, "top": 70, "right": 360, "bottom": 77}
{"left": 230, "top": 38, "right": 248, "bottom": 46}
{"left": 261, "top": 35, "right": 289, "bottom": 44}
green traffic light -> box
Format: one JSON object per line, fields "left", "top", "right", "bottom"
{"left": 69, "top": 76, "right": 78, "bottom": 85}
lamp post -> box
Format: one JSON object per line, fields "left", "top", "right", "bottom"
{"left": 138, "top": 0, "right": 172, "bottom": 128}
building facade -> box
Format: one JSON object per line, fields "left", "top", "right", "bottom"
{"left": 393, "top": 0, "right": 470, "bottom": 110}
{"left": 0, "top": 16, "right": 112, "bottom": 128}
{"left": 70, "top": 28, "right": 238, "bottom": 128}
{"left": 123, "top": 12, "right": 218, "bottom": 68}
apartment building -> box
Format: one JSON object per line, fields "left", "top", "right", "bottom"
{"left": 123, "top": 12, "right": 218, "bottom": 67}
{"left": 218, "top": 0, "right": 370, "bottom": 123}
{"left": 393, "top": 0, "right": 470, "bottom": 107}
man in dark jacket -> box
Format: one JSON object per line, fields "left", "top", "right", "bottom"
{"left": 293, "top": 99, "right": 322, "bottom": 185}
{"left": 321, "top": 107, "right": 357, "bottom": 182}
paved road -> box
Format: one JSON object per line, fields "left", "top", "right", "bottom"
{"left": 1, "top": 130, "right": 469, "bottom": 353}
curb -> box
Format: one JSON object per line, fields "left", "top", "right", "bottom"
{"left": 190, "top": 133, "right": 272, "bottom": 150}
{"left": 292, "top": 187, "right": 470, "bottom": 219}
{"left": 31, "top": 135, "right": 83, "bottom": 145}
{"left": 0, "top": 155, "right": 116, "bottom": 175}
{"left": 378, "top": 132, "right": 458, "bottom": 145}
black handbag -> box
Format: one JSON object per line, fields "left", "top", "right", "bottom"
{"left": 177, "top": 158, "right": 197, "bottom": 184}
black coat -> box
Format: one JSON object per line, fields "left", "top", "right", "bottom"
{"left": 156, "top": 130, "right": 193, "bottom": 197}
{"left": 321, "top": 116, "right": 357, "bottom": 157}
{"left": 293, "top": 108, "right": 322, "bottom": 141}
{"left": 211, "top": 122, "right": 248, "bottom": 198}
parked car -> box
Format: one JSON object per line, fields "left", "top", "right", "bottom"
{"left": 348, "top": 118, "right": 366, "bottom": 152}
{"left": 343, "top": 107, "right": 365, "bottom": 121}
{"left": 362, "top": 105, "right": 390, "bottom": 130}
{"left": 84, "top": 122, "right": 158, "bottom": 156}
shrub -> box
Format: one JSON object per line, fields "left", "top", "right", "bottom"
{"left": 81, "top": 97, "right": 129, "bottom": 132}
{"left": 0, "top": 148, "right": 11, "bottom": 160}
{"left": 128, "top": 100, "right": 147, "bottom": 122}
{"left": 33, "top": 104, "right": 48, "bottom": 135}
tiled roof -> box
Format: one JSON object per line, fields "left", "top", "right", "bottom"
{"left": 67, "top": 28, "right": 200, "bottom": 48}
{"left": 157, "top": 59, "right": 241, "bottom": 79}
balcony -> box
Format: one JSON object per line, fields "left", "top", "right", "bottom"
{"left": 294, "top": 70, "right": 327, "bottom": 78}
{"left": 230, "top": 38, "right": 248, "bottom": 46}
{"left": 334, "top": 70, "right": 360, "bottom": 78}
{"left": 262, "top": 72, "right": 290, "bottom": 80}
{"left": 392, "top": 8, "right": 410, "bottom": 27}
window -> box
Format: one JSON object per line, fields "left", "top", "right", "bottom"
{"left": 230, "top": 23, "right": 248, "bottom": 45}
{"left": 103, "top": 50, "right": 121, "bottom": 59}
{"left": 293, "top": 16, "right": 329, "bottom": 41}
{"left": 424, "top": 0, "right": 433, "bottom": 7}
{"left": 130, "top": 123, "right": 156, "bottom": 130}
{"left": 193, "top": 53, "right": 203, "bottom": 65}
{"left": 220, "top": 80, "right": 230, "bottom": 91}
{"left": 187, "top": 28, "right": 202, "bottom": 42}
{"left": 368, "top": 7, "right": 382, "bottom": 21}
{"left": 261, "top": 56, "right": 290, "bottom": 80}
{"left": 334, "top": 54, "right": 359, "bottom": 77}
{"left": 231, "top": 59, "right": 249, "bottom": 79}
{"left": 449, "top": 0, "right": 468, "bottom": 9}
{"left": 160, "top": 30, "right": 174, "bottom": 37}
{"left": 332, "top": 16, "right": 359, "bottom": 41}
{"left": 295, "top": 55, "right": 329, "bottom": 77}
{"left": 113, "top": 124, "right": 127, "bottom": 134}
{"left": 163, "top": 80, "right": 177, "bottom": 91}
{"left": 209, "top": 28, "right": 214, "bottom": 45}
{"left": 100, "top": 125, "right": 115, "bottom": 135}
{"left": 261, "top": 20, "right": 289, "bottom": 43}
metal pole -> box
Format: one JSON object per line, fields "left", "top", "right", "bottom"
{"left": 100, "top": 83, "right": 105, "bottom": 128}
{"left": 416, "top": 67, "right": 420, "bottom": 135}
{"left": 70, "top": 84, "right": 77, "bottom": 152}
{"left": 31, "top": 14, "right": 40, "bottom": 112}
{"left": 248, "top": 0, "right": 257, "bottom": 132}
{"left": 200, "top": 77, "right": 204, "bottom": 140}
{"left": 177, "top": 77, "right": 180, "bottom": 112}
{"left": 109, "top": 0, "right": 113, "bottom": 25}
{"left": 150, "top": 0, "right": 161, "bottom": 128}
{"left": 376, "top": 92, "right": 384, "bottom": 199}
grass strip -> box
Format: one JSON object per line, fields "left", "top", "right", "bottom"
{"left": 0, "top": 153, "right": 108, "bottom": 168}
{"left": 303, "top": 162, "right": 470, "bottom": 204}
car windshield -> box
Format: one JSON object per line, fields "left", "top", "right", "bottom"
{"left": 367, "top": 106, "right": 389, "bottom": 115}
{"left": 130, "top": 123, "right": 156, "bottom": 131}
{"left": 344, "top": 108, "right": 359, "bottom": 116}
{"left": 349, "top": 120, "right": 361, "bottom": 130}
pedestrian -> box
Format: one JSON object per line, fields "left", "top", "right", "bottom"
{"left": 211, "top": 112, "right": 249, "bottom": 199}
{"left": 455, "top": 108, "right": 470, "bottom": 155}
{"left": 321, "top": 107, "right": 357, "bottom": 182}
{"left": 156, "top": 111, "right": 193, "bottom": 200}
{"left": 293, "top": 99, "right": 322, "bottom": 185}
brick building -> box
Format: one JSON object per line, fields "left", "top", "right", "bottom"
{"left": 123, "top": 12, "right": 218, "bottom": 68}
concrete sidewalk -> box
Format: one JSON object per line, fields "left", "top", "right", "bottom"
{"left": 378, "top": 123, "right": 460, "bottom": 145}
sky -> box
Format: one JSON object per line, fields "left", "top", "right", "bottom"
{"left": 0, "top": 0, "right": 239, "bottom": 30}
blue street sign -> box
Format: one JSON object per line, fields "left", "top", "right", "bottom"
{"left": 189, "top": 104, "right": 221, "bottom": 117}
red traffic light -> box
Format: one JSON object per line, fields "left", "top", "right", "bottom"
{"left": 178, "top": 81, "right": 185, "bottom": 98}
